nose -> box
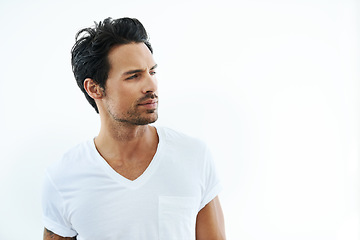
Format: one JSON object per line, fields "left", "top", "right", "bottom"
{"left": 142, "top": 71, "right": 158, "bottom": 94}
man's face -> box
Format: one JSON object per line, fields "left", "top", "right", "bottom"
{"left": 100, "top": 42, "right": 158, "bottom": 125}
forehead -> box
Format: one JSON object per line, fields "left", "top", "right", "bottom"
{"left": 107, "top": 43, "right": 155, "bottom": 73}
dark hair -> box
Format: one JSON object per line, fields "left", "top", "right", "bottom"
{"left": 71, "top": 17, "right": 153, "bottom": 113}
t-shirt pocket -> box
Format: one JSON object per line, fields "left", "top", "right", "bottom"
{"left": 158, "top": 196, "right": 197, "bottom": 240}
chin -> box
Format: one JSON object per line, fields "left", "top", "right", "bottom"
{"left": 146, "top": 115, "right": 158, "bottom": 125}
{"left": 135, "top": 114, "right": 158, "bottom": 126}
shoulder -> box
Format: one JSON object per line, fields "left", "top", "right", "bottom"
{"left": 45, "top": 140, "right": 94, "bottom": 182}
{"left": 157, "top": 126, "right": 207, "bottom": 150}
{"left": 156, "top": 126, "right": 210, "bottom": 162}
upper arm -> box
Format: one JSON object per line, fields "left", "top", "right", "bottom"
{"left": 43, "top": 228, "right": 76, "bottom": 240}
{"left": 195, "top": 196, "right": 226, "bottom": 240}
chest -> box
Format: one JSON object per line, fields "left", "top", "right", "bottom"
{"left": 67, "top": 174, "right": 201, "bottom": 240}
{"left": 109, "top": 158, "right": 152, "bottom": 181}
{"left": 61, "top": 143, "right": 205, "bottom": 239}
{"left": 103, "top": 145, "right": 157, "bottom": 181}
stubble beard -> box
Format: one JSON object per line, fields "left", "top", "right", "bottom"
{"left": 117, "top": 108, "right": 158, "bottom": 126}
{"left": 107, "top": 94, "right": 159, "bottom": 126}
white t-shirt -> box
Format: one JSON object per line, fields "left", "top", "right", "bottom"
{"left": 42, "top": 126, "right": 222, "bottom": 240}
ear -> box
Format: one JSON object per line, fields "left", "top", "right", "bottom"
{"left": 84, "top": 78, "right": 104, "bottom": 99}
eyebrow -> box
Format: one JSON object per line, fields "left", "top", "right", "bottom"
{"left": 122, "top": 64, "right": 158, "bottom": 76}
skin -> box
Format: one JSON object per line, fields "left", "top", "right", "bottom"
{"left": 43, "top": 229, "right": 76, "bottom": 239}
{"left": 44, "top": 42, "right": 225, "bottom": 239}
{"left": 196, "top": 196, "right": 226, "bottom": 240}
{"left": 86, "top": 43, "right": 160, "bottom": 180}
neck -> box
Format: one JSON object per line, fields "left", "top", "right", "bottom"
{"left": 100, "top": 122, "right": 149, "bottom": 142}
{"left": 94, "top": 120, "right": 158, "bottom": 164}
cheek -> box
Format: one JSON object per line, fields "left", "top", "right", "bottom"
{"left": 105, "top": 82, "right": 141, "bottom": 107}
{"left": 109, "top": 91, "right": 137, "bottom": 109}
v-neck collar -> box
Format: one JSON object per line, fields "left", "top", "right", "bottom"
{"left": 89, "top": 126, "right": 164, "bottom": 189}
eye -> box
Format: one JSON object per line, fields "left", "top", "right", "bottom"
{"left": 150, "top": 71, "right": 156, "bottom": 76}
{"left": 126, "top": 74, "right": 139, "bottom": 80}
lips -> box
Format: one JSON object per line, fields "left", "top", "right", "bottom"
{"left": 137, "top": 99, "right": 158, "bottom": 109}
{"left": 138, "top": 99, "right": 158, "bottom": 105}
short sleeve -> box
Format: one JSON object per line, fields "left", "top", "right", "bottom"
{"left": 198, "top": 145, "right": 222, "bottom": 211}
{"left": 41, "top": 171, "right": 77, "bottom": 237}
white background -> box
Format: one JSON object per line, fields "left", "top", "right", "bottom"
{"left": 0, "top": 0, "right": 359, "bottom": 239}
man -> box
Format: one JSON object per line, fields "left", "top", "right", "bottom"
{"left": 42, "top": 17, "right": 225, "bottom": 240}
